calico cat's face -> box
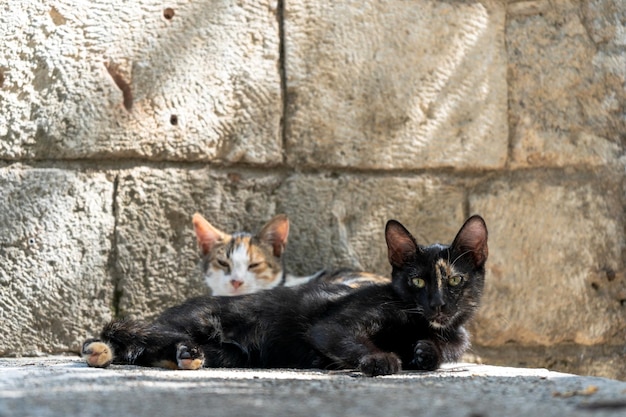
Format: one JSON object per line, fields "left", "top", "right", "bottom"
{"left": 385, "top": 216, "right": 488, "bottom": 330}
{"left": 193, "top": 213, "right": 289, "bottom": 296}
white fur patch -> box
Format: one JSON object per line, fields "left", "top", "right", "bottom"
{"left": 204, "top": 243, "right": 281, "bottom": 296}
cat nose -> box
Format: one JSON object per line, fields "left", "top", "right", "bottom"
{"left": 230, "top": 279, "right": 244, "bottom": 289}
{"left": 430, "top": 294, "right": 445, "bottom": 310}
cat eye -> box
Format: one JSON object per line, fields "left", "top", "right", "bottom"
{"left": 411, "top": 277, "right": 426, "bottom": 288}
{"left": 248, "top": 262, "right": 262, "bottom": 269}
{"left": 448, "top": 275, "right": 463, "bottom": 286}
{"left": 216, "top": 259, "right": 230, "bottom": 268}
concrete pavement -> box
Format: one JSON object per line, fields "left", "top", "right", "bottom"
{"left": 2, "top": 356, "right": 626, "bottom": 417}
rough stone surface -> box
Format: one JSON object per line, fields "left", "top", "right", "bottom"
{"left": 3, "top": 357, "right": 626, "bottom": 417}
{"left": 507, "top": 0, "right": 625, "bottom": 168}
{"left": 284, "top": 0, "right": 508, "bottom": 170}
{"left": 276, "top": 174, "right": 466, "bottom": 275}
{"left": 473, "top": 344, "right": 626, "bottom": 381}
{"left": 0, "top": 0, "right": 282, "bottom": 163}
{"left": 0, "top": 166, "right": 115, "bottom": 354}
{"left": 468, "top": 173, "right": 626, "bottom": 347}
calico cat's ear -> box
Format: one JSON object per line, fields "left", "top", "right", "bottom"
{"left": 257, "top": 214, "right": 290, "bottom": 257}
{"left": 385, "top": 220, "right": 418, "bottom": 268}
{"left": 192, "top": 213, "right": 228, "bottom": 256}
{"left": 450, "top": 215, "right": 488, "bottom": 268}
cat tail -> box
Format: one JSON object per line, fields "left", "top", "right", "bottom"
{"left": 81, "top": 318, "right": 151, "bottom": 368}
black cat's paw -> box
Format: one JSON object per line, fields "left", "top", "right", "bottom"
{"left": 410, "top": 340, "right": 442, "bottom": 371}
{"left": 358, "top": 352, "right": 402, "bottom": 377}
{"left": 82, "top": 339, "right": 113, "bottom": 368}
{"left": 176, "top": 343, "right": 205, "bottom": 370}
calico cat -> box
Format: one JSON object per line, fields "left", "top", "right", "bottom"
{"left": 192, "top": 213, "right": 388, "bottom": 295}
{"left": 82, "top": 215, "right": 487, "bottom": 376}
{"left": 192, "top": 213, "right": 322, "bottom": 296}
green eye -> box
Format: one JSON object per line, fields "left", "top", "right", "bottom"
{"left": 448, "top": 275, "right": 463, "bottom": 286}
{"left": 411, "top": 277, "right": 426, "bottom": 288}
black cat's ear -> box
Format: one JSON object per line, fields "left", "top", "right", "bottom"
{"left": 192, "top": 213, "right": 228, "bottom": 255}
{"left": 450, "top": 215, "right": 488, "bottom": 268}
{"left": 257, "top": 214, "right": 289, "bottom": 257}
{"left": 385, "top": 220, "right": 418, "bottom": 268}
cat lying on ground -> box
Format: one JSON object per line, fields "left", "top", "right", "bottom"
{"left": 192, "top": 213, "right": 388, "bottom": 295}
{"left": 83, "top": 215, "right": 487, "bottom": 376}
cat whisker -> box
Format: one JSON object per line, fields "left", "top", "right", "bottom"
{"left": 379, "top": 300, "right": 411, "bottom": 309}
{"left": 451, "top": 249, "right": 474, "bottom": 267}
{"left": 402, "top": 307, "right": 425, "bottom": 314}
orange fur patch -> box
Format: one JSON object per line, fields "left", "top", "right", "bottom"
{"left": 246, "top": 240, "right": 281, "bottom": 283}
{"left": 178, "top": 358, "right": 204, "bottom": 370}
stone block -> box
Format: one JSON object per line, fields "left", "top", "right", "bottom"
{"left": 114, "top": 167, "right": 285, "bottom": 318}
{"left": 0, "top": 166, "right": 115, "bottom": 354}
{"left": 507, "top": 0, "right": 624, "bottom": 168}
{"left": 0, "top": 0, "right": 282, "bottom": 164}
{"left": 276, "top": 174, "right": 466, "bottom": 276}
{"left": 284, "top": 0, "right": 508, "bottom": 170}
{"left": 469, "top": 174, "right": 625, "bottom": 346}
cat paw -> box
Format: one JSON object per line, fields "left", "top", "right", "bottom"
{"left": 176, "top": 343, "right": 205, "bottom": 370}
{"left": 82, "top": 339, "right": 113, "bottom": 368}
{"left": 358, "top": 352, "right": 402, "bottom": 377}
{"left": 410, "top": 340, "right": 441, "bottom": 371}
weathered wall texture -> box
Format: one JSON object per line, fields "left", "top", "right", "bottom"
{"left": 0, "top": 167, "right": 115, "bottom": 354}
{"left": 1, "top": 0, "right": 624, "bottom": 378}
{"left": 1, "top": 0, "right": 282, "bottom": 163}
{"left": 284, "top": 0, "right": 508, "bottom": 169}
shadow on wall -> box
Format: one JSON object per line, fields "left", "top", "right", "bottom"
{"left": 24, "top": 1, "right": 282, "bottom": 163}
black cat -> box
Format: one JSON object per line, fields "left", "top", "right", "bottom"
{"left": 82, "top": 216, "right": 488, "bottom": 376}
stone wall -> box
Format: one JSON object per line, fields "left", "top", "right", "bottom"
{"left": 1, "top": 0, "right": 624, "bottom": 378}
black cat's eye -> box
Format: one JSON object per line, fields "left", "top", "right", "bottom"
{"left": 411, "top": 277, "right": 426, "bottom": 288}
{"left": 448, "top": 275, "right": 463, "bottom": 286}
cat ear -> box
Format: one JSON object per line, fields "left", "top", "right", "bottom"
{"left": 257, "top": 214, "right": 290, "bottom": 257}
{"left": 385, "top": 220, "right": 418, "bottom": 268}
{"left": 450, "top": 215, "right": 488, "bottom": 268}
{"left": 192, "top": 213, "right": 228, "bottom": 255}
